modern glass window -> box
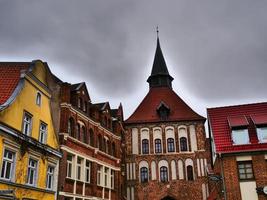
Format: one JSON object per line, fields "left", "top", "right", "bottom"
{"left": 154, "top": 139, "right": 162, "bottom": 153}
{"left": 39, "top": 122, "right": 47, "bottom": 144}
{"left": 0, "top": 149, "right": 15, "bottom": 181}
{"left": 142, "top": 139, "right": 149, "bottom": 154}
{"left": 160, "top": 166, "right": 168, "bottom": 182}
{"left": 46, "top": 165, "right": 55, "bottom": 190}
{"left": 36, "top": 92, "right": 41, "bottom": 106}
{"left": 23, "top": 112, "right": 32, "bottom": 136}
{"left": 257, "top": 127, "right": 267, "bottom": 143}
{"left": 232, "top": 129, "right": 249, "bottom": 145}
{"left": 67, "top": 154, "right": 73, "bottom": 178}
{"left": 76, "top": 157, "right": 82, "bottom": 180}
{"left": 237, "top": 161, "right": 254, "bottom": 180}
{"left": 111, "top": 170, "right": 114, "bottom": 189}
{"left": 167, "top": 138, "right": 175, "bottom": 152}
{"left": 187, "top": 165, "right": 194, "bottom": 181}
{"left": 85, "top": 160, "right": 91, "bottom": 183}
{"left": 180, "top": 137, "right": 188, "bottom": 151}
{"left": 27, "top": 158, "right": 38, "bottom": 186}
{"left": 140, "top": 167, "right": 148, "bottom": 183}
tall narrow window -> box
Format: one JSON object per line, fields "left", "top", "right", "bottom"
{"left": 104, "top": 167, "right": 109, "bottom": 187}
{"left": 142, "top": 139, "right": 149, "bottom": 154}
{"left": 160, "top": 166, "right": 168, "bottom": 182}
{"left": 180, "top": 137, "right": 188, "bottom": 152}
{"left": 0, "top": 149, "right": 15, "bottom": 181}
{"left": 154, "top": 139, "right": 162, "bottom": 153}
{"left": 98, "top": 135, "right": 102, "bottom": 150}
{"left": 46, "top": 165, "right": 55, "bottom": 190}
{"left": 140, "top": 167, "right": 148, "bottom": 183}
{"left": 23, "top": 112, "right": 32, "bottom": 136}
{"left": 77, "top": 125, "right": 81, "bottom": 140}
{"left": 89, "top": 129, "right": 94, "bottom": 147}
{"left": 67, "top": 154, "right": 73, "bottom": 178}
{"left": 111, "top": 170, "right": 115, "bottom": 189}
{"left": 82, "top": 126, "right": 87, "bottom": 144}
{"left": 167, "top": 138, "right": 175, "bottom": 152}
{"left": 97, "top": 165, "right": 103, "bottom": 186}
{"left": 76, "top": 157, "right": 82, "bottom": 180}
{"left": 39, "top": 122, "right": 47, "bottom": 144}
{"left": 27, "top": 158, "right": 38, "bottom": 186}
{"left": 68, "top": 118, "right": 75, "bottom": 137}
{"left": 112, "top": 142, "right": 116, "bottom": 157}
{"left": 237, "top": 161, "right": 254, "bottom": 180}
{"left": 85, "top": 160, "right": 91, "bottom": 183}
{"left": 36, "top": 92, "right": 41, "bottom": 106}
{"left": 187, "top": 165, "right": 194, "bottom": 181}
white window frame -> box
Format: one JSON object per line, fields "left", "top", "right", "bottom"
{"left": 46, "top": 165, "right": 55, "bottom": 190}
{"left": 85, "top": 160, "right": 91, "bottom": 183}
{"left": 36, "top": 92, "right": 41, "bottom": 106}
{"left": 22, "top": 112, "right": 32, "bottom": 136}
{"left": 26, "top": 158, "right": 38, "bottom": 186}
{"left": 67, "top": 154, "right": 74, "bottom": 179}
{"left": 0, "top": 148, "right": 16, "bottom": 181}
{"left": 110, "top": 170, "right": 114, "bottom": 189}
{"left": 257, "top": 126, "right": 267, "bottom": 143}
{"left": 76, "top": 157, "right": 82, "bottom": 180}
{"left": 104, "top": 167, "right": 109, "bottom": 187}
{"left": 97, "top": 165, "right": 103, "bottom": 186}
{"left": 39, "top": 122, "right": 47, "bottom": 144}
{"left": 232, "top": 128, "right": 250, "bottom": 145}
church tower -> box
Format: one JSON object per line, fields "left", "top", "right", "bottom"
{"left": 124, "top": 33, "right": 210, "bottom": 200}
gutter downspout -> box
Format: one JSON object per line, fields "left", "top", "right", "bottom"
{"left": 219, "top": 153, "right": 227, "bottom": 200}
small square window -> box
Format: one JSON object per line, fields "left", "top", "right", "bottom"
{"left": 237, "top": 161, "right": 254, "bottom": 180}
{"left": 232, "top": 129, "right": 249, "bottom": 145}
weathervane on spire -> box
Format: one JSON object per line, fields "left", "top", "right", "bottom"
{"left": 156, "top": 26, "right": 159, "bottom": 38}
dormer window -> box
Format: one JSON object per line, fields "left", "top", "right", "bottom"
{"left": 228, "top": 116, "right": 249, "bottom": 145}
{"left": 157, "top": 101, "right": 170, "bottom": 120}
{"left": 256, "top": 127, "right": 267, "bottom": 143}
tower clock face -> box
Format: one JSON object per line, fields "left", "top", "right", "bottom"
{"left": 263, "top": 186, "right": 267, "bottom": 195}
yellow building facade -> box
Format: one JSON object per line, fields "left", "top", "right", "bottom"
{"left": 0, "top": 60, "right": 61, "bottom": 200}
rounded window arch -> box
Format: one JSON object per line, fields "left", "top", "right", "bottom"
{"left": 140, "top": 167, "right": 148, "bottom": 183}
{"left": 154, "top": 139, "right": 162, "bottom": 153}
{"left": 160, "top": 166, "right": 168, "bottom": 182}
{"left": 180, "top": 137, "right": 188, "bottom": 151}
{"left": 142, "top": 139, "right": 149, "bottom": 154}
{"left": 67, "top": 118, "right": 75, "bottom": 137}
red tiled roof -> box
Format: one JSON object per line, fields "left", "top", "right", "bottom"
{"left": 0, "top": 63, "right": 30, "bottom": 104}
{"left": 251, "top": 114, "right": 267, "bottom": 125}
{"left": 228, "top": 116, "right": 248, "bottom": 127}
{"left": 207, "top": 102, "right": 267, "bottom": 153}
{"left": 125, "top": 87, "right": 205, "bottom": 124}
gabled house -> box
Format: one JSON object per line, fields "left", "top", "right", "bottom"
{"left": 207, "top": 102, "right": 267, "bottom": 200}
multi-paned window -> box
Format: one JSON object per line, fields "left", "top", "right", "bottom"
{"left": 85, "top": 160, "right": 91, "bottom": 183}
{"left": 237, "top": 161, "right": 254, "bottom": 180}
{"left": 142, "top": 139, "right": 149, "bottom": 154}
{"left": 257, "top": 126, "right": 267, "bottom": 143}
{"left": 167, "top": 138, "right": 175, "bottom": 152}
{"left": 76, "top": 157, "right": 82, "bottom": 180}
{"left": 0, "top": 149, "right": 15, "bottom": 181}
{"left": 232, "top": 128, "right": 250, "bottom": 145}
{"left": 67, "top": 154, "right": 73, "bottom": 178}
{"left": 97, "top": 165, "right": 103, "bottom": 186}
{"left": 39, "top": 122, "right": 47, "bottom": 144}
{"left": 160, "top": 166, "right": 168, "bottom": 182}
{"left": 154, "top": 139, "right": 162, "bottom": 153}
{"left": 104, "top": 167, "right": 109, "bottom": 187}
{"left": 23, "top": 112, "right": 32, "bottom": 136}
{"left": 46, "top": 165, "right": 55, "bottom": 190}
{"left": 180, "top": 137, "right": 188, "bottom": 151}
{"left": 27, "top": 158, "right": 38, "bottom": 186}
{"left": 140, "top": 167, "right": 148, "bottom": 183}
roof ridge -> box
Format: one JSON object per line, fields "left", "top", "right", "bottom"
{"left": 207, "top": 101, "right": 267, "bottom": 110}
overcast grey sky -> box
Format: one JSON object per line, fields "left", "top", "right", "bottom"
{"left": 0, "top": 0, "right": 266, "bottom": 119}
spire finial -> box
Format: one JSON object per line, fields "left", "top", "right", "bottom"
{"left": 156, "top": 26, "right": 159, "bottom": 38}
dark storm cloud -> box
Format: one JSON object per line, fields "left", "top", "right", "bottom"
{"left": 0, "top": 0, "right": 266, "bottom": 117}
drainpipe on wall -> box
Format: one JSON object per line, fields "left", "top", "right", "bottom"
{"left": 219, "top": 153, "right": 227, "bottom": 200}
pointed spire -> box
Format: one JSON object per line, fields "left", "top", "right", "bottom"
{"left": 147, "top": 29, "right": 173, "bottom": 89}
